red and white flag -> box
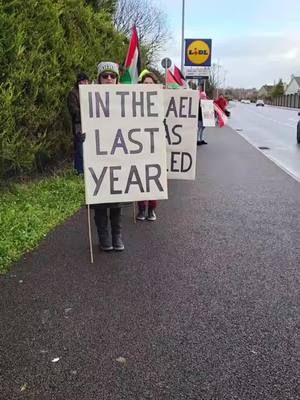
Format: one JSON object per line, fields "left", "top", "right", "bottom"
{"left": 173, "top": 65, "right": 189, "bottom": 89}
{"left": 213, "top": 102, "right": 227, "bottom": 127}
{"left": 120, "top": 26, "right": 141, "bottom": 84}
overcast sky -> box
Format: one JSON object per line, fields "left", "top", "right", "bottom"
{"left": 154, "top": 0, "right": 300, "bottom": 89}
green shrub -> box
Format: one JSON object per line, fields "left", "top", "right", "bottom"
{"left": 0, "top": 0, "right": 127, "bottom": 179}
{"left": 0, "top": 170, "right": 85, "bottom": 273}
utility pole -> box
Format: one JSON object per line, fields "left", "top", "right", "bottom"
{"left": 223, "top": 70, "right": 227, "bottom": 95}
{"left": 181, "top": 0, "right": 185, "bottom": 72}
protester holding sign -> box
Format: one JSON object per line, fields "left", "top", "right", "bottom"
{"left": 215, "top": 94, "right": 230, "bottom": 117}
{"left": 79, "top": 63, "right": 168, "bottom": 252}
{"left": 197, "top": 90, "right": 208, "bottom": 145}
{"left": 163, "top": 88, "right": 198, "bottom": 180}
{"left": 93, "top": 61, "right": 127, "bottom": 251}
{"left": 67, "top": 72, "right": 90, "bottom": 174}
{"left": 137, "top": 70, "right": 159, "bottom": 221}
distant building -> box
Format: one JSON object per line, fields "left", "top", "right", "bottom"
{"left": 285, "top": 75, "right": 300, "bottom": 95}
{"left": 257, "top": 85, "right": 273, "bottom": 98}
{"left": 246, "top": 88, "right": 258, "bottom": 100}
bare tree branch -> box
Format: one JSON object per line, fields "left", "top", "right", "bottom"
{"left": 113, "top": 0, "right": 170, "bottom": 64}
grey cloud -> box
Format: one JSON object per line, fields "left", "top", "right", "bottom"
{"left": 215, "top": 35, "right": 300, "bottom": 59}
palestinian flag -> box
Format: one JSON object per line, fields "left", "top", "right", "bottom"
{"left": 120, "top": 26, "right": 141, "bottom": 84}
{"left": 166, "top": 69, "right": 181, "bottom": 88}
{"left": 173, "top": 65, "right": 188, "bottom": 88}
{"left": 213, "top": 102, "right": 227, "bottom": 127}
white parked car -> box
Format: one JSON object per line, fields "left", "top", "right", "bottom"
{"left": 241, "top": 99, "right": 251, "bottom": 104}
{"left": 256, "top": 99, "right": 264, "bottom": 107}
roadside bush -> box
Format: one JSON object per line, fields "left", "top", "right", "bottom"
{"left": 0, "top": 170, "right": 85, "bottom": 273}
{"left": 0, "top": 0, "right": 126, "bottom": 180}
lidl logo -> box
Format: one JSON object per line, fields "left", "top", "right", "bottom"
{"left": 184, "top": 39, "right": 212, "bottom": 67}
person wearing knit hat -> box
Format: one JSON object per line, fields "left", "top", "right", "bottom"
{"left": 136, "top": 70, "right": 159, "bottom": 222}
{"left": 76, "top": 72, "right": 89, "bottom": 84}
{"left": 92, "top": 60, "right": 129, "bottom": 252}
{"left": 67, "top": 71, "right": 90, "bottom": 174}
{"left": 97, "top": 62, "right": 119, "bottom": 83}
{"left": 138, "top": 69, "right": 151, "bottom": 82}
{"left": 138, "top": 70, "right": 159, "bottom": 85}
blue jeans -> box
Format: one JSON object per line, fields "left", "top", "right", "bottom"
{"left": 197, "top": 121, "right": 205, "bottom": 142}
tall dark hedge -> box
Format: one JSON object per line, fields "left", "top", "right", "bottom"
{"left": 0, "top": 0, "right": 127, "bottom": 179}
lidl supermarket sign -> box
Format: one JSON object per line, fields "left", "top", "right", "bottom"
{"left": 184, "top": 39, "right": 212, "bottom": 67}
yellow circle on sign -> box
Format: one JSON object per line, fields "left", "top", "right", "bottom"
{"left": 187, "top": 40, "right": 210, "bottom": 65}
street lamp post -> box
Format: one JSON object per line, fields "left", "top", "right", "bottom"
{"left": 216, "top": 62, "right": 221, "bottom": 98}
{"left": 181, "top": 0, "right": 185, "bottom": 72}
{"left": 223, "top": 70, "right": 227, "bottom": 95}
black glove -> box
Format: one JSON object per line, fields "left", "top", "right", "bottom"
{"left": 80, "top": 132, "right": 86, "bottom": 142}
{"left": 75, "top": 132, "right": 86, "bottom": 142}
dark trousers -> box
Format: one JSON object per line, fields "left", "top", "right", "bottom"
{"left": 74, "top": 137, "right": 83, "bottom": 174}
{"left": 94, "top": 207, "right": 122, "bottom": 239}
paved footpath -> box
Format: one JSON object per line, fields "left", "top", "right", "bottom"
{"left": 0, "top": 127, "right": 299, "bottom": 400}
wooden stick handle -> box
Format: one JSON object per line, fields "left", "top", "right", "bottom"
{"left": 87, "top": 205, "right": 94, "bottom": 264}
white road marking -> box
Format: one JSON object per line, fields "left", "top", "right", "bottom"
{"left": 234, "top": 128, "right": 300, "bottom": 183}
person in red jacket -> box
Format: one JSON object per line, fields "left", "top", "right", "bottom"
{"left": 215, "top": 94, "right": 228, "bottom": 112}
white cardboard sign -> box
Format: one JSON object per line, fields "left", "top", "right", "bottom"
{"left": 163, "top": 89, "right": 199, "bottom": 180}
{"left": 79, "top": 84, "right": 168, "bottom": 204}
{"left": 201, "top": 99, "right": 216, "bottom": 127}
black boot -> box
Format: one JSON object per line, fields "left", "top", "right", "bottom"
{"left": 110, "top": 207, "right": 124, "bottom": 251}
{"left": 136, "top": 207, "right": 147, "bottom": 221}
{"left": 147, "top": 208, "right": 157, "bottom": 221}
{"left": 94, "top": 208, "right": 113, "bottom": 251}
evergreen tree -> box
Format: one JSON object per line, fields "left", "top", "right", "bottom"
{"left": 0, "top": 0, "right": 126, "bottom": 179}
{"left": 272, "top": 79, "right": 285, "bottom": 98}
{"left": 85, "top": 0, "right": 117, "bottom": 14}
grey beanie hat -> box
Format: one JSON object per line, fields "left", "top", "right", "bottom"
{"left": 97, "top": 62, "right": 119, "bottom": 78}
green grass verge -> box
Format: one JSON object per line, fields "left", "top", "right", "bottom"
{"left": 0, "top": 170, "right": 85, "bottom": 274}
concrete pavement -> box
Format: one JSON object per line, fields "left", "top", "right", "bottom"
{"left": 0, "top": 127, "right": 299, "bottom": 399}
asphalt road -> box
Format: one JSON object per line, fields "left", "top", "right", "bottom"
{"left": 228, "top": 102, "right": 300, "bottom": 181}
{"left": 0, "top": 127, "right": 299, "bottom": 400}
